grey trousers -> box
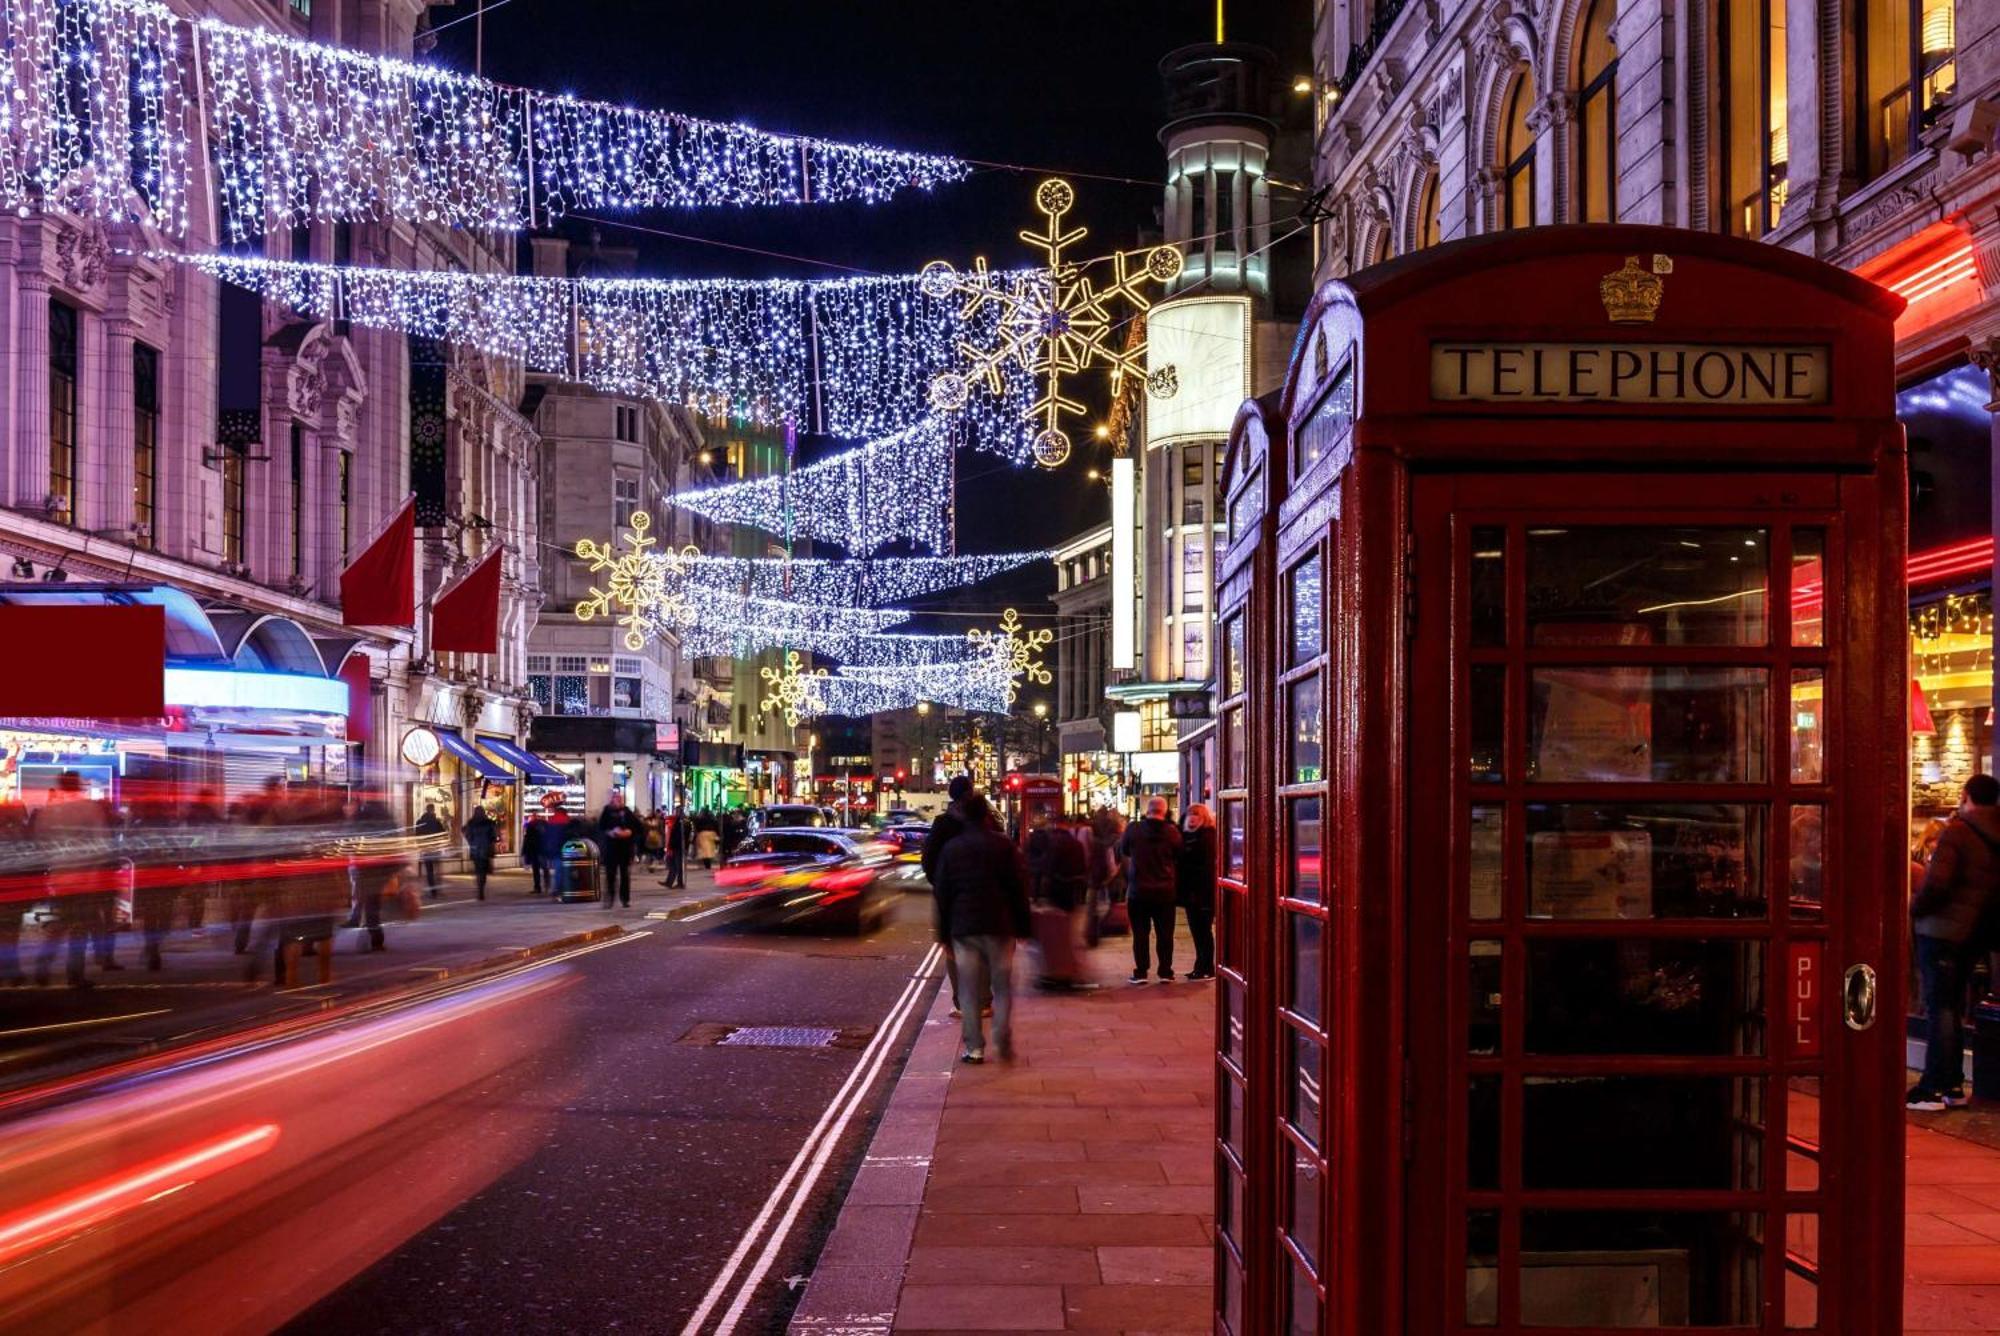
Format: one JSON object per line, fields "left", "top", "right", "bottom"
{"left": 952, "top": 934, "right": 1015, "bottom": 1055}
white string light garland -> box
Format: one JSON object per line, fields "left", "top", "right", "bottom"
{"left": 684, "top": 550, "right": 1048, "bottom": 606}
{"left": 162, "top": 252, "right": 1034, "bottom": 442}
{"left": 2, "top": 0, "right": 968, "bottom": 238}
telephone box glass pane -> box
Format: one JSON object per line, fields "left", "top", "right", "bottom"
{"left": 1521, "top": 1075, "right": 1764, "bottom": 1189}
{"left": 1470, "top": 940, "right": 1503, "bottom": 1054}
{"left": 1469, "top": 805, "right": 1504, "bottom": 919}
{"left": 1466, "top": 1210, "right": 1500, "bottom": 1326}
{"left": 1224, "top": 1074, "right": 1246, "bottom": 1158}
{"left": 1784, "top": 1214, "right": 1820, "bottom": 1327}
{"left": 1223, "top": 799, "right": 1246, "bottom": 878}
{"left": 1471, "top": 664, "right": 1505, "bottom": 783}
{"left": 1517, "top": 1211, "right": 1762, "bottom": 1326}
{"left": 1224, "top": 705, "right": 1246, "bottom": 788}
{"left": 1525, "top": 803, "right": 1767, "bottom": 919}
{"left": 1788, "top": 804, "right": 1824, "bottom": 920}
{"left": 1289, "top": 1027, "right": 1324, "bottom": 1147}
{"left": 1527, "top": 527, "right": 1769, "bottom": 646}
{"left": 1220, "top": 1160, "right": 1245, "bottom": 1251}
{"left": 1291, "top": 554, "right": 1324, "bottom": 666}
{"left": 1287, "top": 1259, "right": 1323, "bottom": 1336}
{"left": 1789, "top": 670, "right": 1824, "bottom": 782}
{"left": 1790, "top": 529, "right": 1825, "bottom": 647}
{"left": 1290, "top": 797, "right": 1324, "bottom": 902}
{"left": 1469, "top": 1075, "right": 1500, "bottom": 1189}
{"left": 1471, "top": 525, "right": 1507, "bottom": 646}
{"left": 1223, "top": 978, "right": 1245, "bottom": 1066}
{"left": 1288, "top": 1139, "right": 1323, "bottom": 1274}
{"left": 1225, "top": 613, "right": 1246, "bottom": 696}
{"left": 1288, "top": 913, "right": 1325, "bottom": 1025}
{"left": 1290, "top": 674, "right": 1324, "bottom": 784}
{"left": 1222, "top": 1252, "right": 1244, "bottom": 1336}
{"left": 1526, "top": 938, "right": 1767, "bottom": 1055}
{"left": 1528, "top": 668, "right": 1768, "bottom": 783}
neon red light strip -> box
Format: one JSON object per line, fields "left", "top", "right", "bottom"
{"left": 0, "top": 1123, "right": 280, "bottom": 1266}
{"left": 1889, "top": 245, "right": 1978, "bottom": 303}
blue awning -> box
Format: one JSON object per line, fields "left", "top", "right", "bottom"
{"left": 474, "top": 735, "right": 568, "bottom": 785}
{"left": 433, "top": 726, "right": 511, "bottom": 780}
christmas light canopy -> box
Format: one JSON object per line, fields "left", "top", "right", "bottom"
{"left": 0, "top": 0, "right": 971, "bottom": 238}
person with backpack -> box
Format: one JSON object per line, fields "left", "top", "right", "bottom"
{"left": 1117, "top": 796, "right": 1183, "bottom": 984}
{"left": 1908, "top": 772, "right": 2000, "bottom": 1110}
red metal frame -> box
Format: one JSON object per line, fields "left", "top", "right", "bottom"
{"left": 1220, "top": 226, "right": 1907, "bottom": 1335}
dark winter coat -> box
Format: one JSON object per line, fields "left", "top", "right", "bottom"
{"left": 932, "top": 823, "right": 1032, "bottom": 942}
{"left": 922, "top": 801, "right": 969, "bottom": 888}
{"left": 1177, "top": 824, "right": 1218, "bottom": 914}
{"left": 1913, "top": 803, "right": 2000, "bottom": 944}
{"left": 463, "top": 810, "right": 497, "bottom": 862}
{"left": 1037, "top": 826, "right": 1089, "bottom": 912}
{"left": 1119, "top": 816, "right": 1183, "bottom": 903}
{"left": 596, "top": 804, "right": 643, "bottom": 865}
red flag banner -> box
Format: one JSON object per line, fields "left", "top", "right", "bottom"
{"left": 430, "top": 547, "right": 504, "bottom": 654}
{"left": 340, "top": 497, "right": 417, "bottom": 628}
{"left": 0, "top": 606, "right": 164, "bottom": 717}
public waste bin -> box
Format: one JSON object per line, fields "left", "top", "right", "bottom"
{"left": 558, "top": 839, "right": 598, "bottom": 903}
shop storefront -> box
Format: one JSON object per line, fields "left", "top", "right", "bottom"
{"left": 527, "top": 715, "right": 679, "bottom": 816}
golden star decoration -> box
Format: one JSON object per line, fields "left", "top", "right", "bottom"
{"left": 967, "top": 607, "right": 1053, "bottom": 706}
{"left": 759, "top": 650, "right": 828, "bottom": 728}
{"left": 922, "top": 177, "right": 1184, "bottom": 469}
{"left": 573, "top": 510, "right": 701, "bottom": 652}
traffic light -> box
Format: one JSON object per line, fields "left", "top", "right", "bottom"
{"left": 1005, "top": 773, "right": 1024, "bottom": 792}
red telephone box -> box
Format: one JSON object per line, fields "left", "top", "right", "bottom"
{"left": 1213, "top": 227, "right": 1907, "bottom": 1334}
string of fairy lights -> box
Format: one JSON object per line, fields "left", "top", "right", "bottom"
{"left": 0, "top": 0, "right": 968, "bottom": 238}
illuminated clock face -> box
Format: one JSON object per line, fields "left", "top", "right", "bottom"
{"left": 401, "top": 726, "right": 442, "bottom": 767}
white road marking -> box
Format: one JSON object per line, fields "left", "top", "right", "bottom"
{"left": 680, "top": 941, "right": 944, "bottom": 1336}
{"left": 0, "top": 1009, "right": 171, "bottom": 1040}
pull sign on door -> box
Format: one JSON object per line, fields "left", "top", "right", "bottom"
{"left": 1789, "top": 940, "right": 1824, "bottom": 1057}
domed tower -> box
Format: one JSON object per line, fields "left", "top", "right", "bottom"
{"left": 1158, "top": 42, "right": 1280, "bottom": 301}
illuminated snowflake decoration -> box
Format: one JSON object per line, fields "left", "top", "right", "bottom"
{"left": 573, "top": 511, "right": 701, "bottom": 652}
{"left": 923, "top": 177, "right": 1183, "bottom": 469}
{"left": 759, "top": 650, "right": 828, "bottom": 728}
{"left": 967, "top": 607, "right": 1053, "bottom": 706}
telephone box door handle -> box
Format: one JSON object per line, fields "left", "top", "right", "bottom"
{"left": 1843, "top": 963, "right": 1878, "bottom": 1032}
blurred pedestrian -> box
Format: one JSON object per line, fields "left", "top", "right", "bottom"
{"left": 643, "top": 809, "right": 666, "bottom": 870}
{"left": 1118, "top": 796, "right": 1182, "bottom": 984}
{"left": 463, "top": 804, "right": 497, "bottom": 900}
{"left": 524, "top": 806, "right": 550, "bottom": 894}
{"left": 413, "top": 803, "right": 446, "bottom": 898}
{"left": 1085, "top": 807, "right": 1128, "bottom": 945}
{"left": 1178, "top": 804, "right": 1218, "bottom": 981}
{"left": 924, "top": 777, "right": 990, "bottom": 1018}
{"left": 542, "top": 797, "right": 573, "bottom": 899}
{"left": 596, "top": 790, "right": 642, "bottom": 908}
{"left": 180, "top": 787, "right": 224, "bottom": 932}
{"left": 664, "top": 804, "right": 689, "bottom": 888}
{"left": 1908, "top": 774, "right": 2000, "bottom": 1110}
{"left": 1031, "top": 813, "right": 1090, "bottom": 991}
{"left": 694, "top": 821, "right": 721, "bottom": 870}
{"left": 31, "top": 773, "right": 115, "bottom": 988}
{"left": 933, "top": 794, "right": 1031, "bottom": 1064}
{"left": 348, "top": 800, "right": 396, "bottom": 952}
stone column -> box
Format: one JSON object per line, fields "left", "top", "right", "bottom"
{"left": 1607, "top": 0, "right": 1679, "bottom": 225}
{"left": 100, "top": 319, "right": 139, "bottom": 535}
{"left": 15, "top": 274, "right": 51, "bottom": 513}
{"left": 1526, "top": 92, "right": 1574, "bottom": 226}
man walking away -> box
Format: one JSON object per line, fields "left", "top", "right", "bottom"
{"left": 934, "top": 795, "right": 1031, "bottom": 1063}
{"left": 1909, "top": 773, "right": 2000, "bottom": 1110}
{"left": 1118, "top": 796, "right": 1183, "bottom": 984}
{"left": 463, "top": 804, "right": 497, "bottom": 900}
{"left": 524, "top": 807, "right": 549, "bottom": 894}
{"left": 543, "top": 798, "right": 573, "bottom": 899}
{"left": 597, "top": 789, "right": 642, "bottom": 908}
{"left": 924, "top": 777, "right": 989, "bottom": 1018}
{"left": 413, "top": 803, "right": 446, "bottom": 898}
{"left": 1032, "top": 814, "right": 1091, "bottom": 991}
{"left": 1178, "top": 804, "right": 1219, "bottom": 981}
{"left": 664, "top": 804, "right": 689, "bottom": 889}
{"left": 349, "top": 800, "right": 397, "bottom": 952}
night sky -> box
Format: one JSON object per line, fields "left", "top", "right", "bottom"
{"left": 434, "top": 0, "right": 1309, "bottom": 627}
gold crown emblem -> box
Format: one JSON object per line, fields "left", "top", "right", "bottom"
{"left": 1599, "top": 255, "right": 1665, "bottom": 324}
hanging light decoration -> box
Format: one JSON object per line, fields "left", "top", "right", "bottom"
{"left": 0, "top": 0, "right": 969, "bottom": 238}
{"left": 967, "top": 607, "right": 1053, "bottom": 705}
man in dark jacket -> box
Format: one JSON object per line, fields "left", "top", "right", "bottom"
{"left": 921, "top": 775, "right": 976, "bottom": 888}
{"left": 596, "top": 790, "right": 643, "bottom": 908}
{"left": 933, "top": 795, "right": 1032, "bottom": 1063}
{"left": 463, "top": 805, "right": 497, "bottom": 900}
{"left": 1177, "top": 804, "right": 1219, "bottom": 980}
{"left": 1908, "top": 773, "right": 2000, "bottom": 1109}
{"left": 663, "top": 803, "right": 689, "bottom": 889}
{"left": 1118, "top": 796, "right": 1183, "bottom": 984}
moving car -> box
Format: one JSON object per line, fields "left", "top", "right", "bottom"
{"left": 749, "top": 804, "right": 832, "bottom": 835}
{"left": 716, "top": 828, "right": 897, "bottom": 933}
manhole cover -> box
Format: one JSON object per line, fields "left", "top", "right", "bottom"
{"left": 717, "top": 1026, "right": 841, "bottom": 1048}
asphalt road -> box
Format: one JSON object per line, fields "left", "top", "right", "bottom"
{"left": 279, "top": 888, "right": 944, "bottom": 1335}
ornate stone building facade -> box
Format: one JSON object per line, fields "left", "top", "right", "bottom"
{"left": 0, "top": 0, "right": 543, "bottom": 817}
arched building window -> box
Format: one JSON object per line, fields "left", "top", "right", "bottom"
{"left": 1717, "top": 0, "right": 1788, "bottom": 235}
{"left": 1575, "top": 0, "right": 1618, "bottom": 222}
{"left": 1501, "top": 73, "right": 1536, "bottom": 229}
{"left": 1416, "top": 170, "right": 1442, "bottom": 249}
